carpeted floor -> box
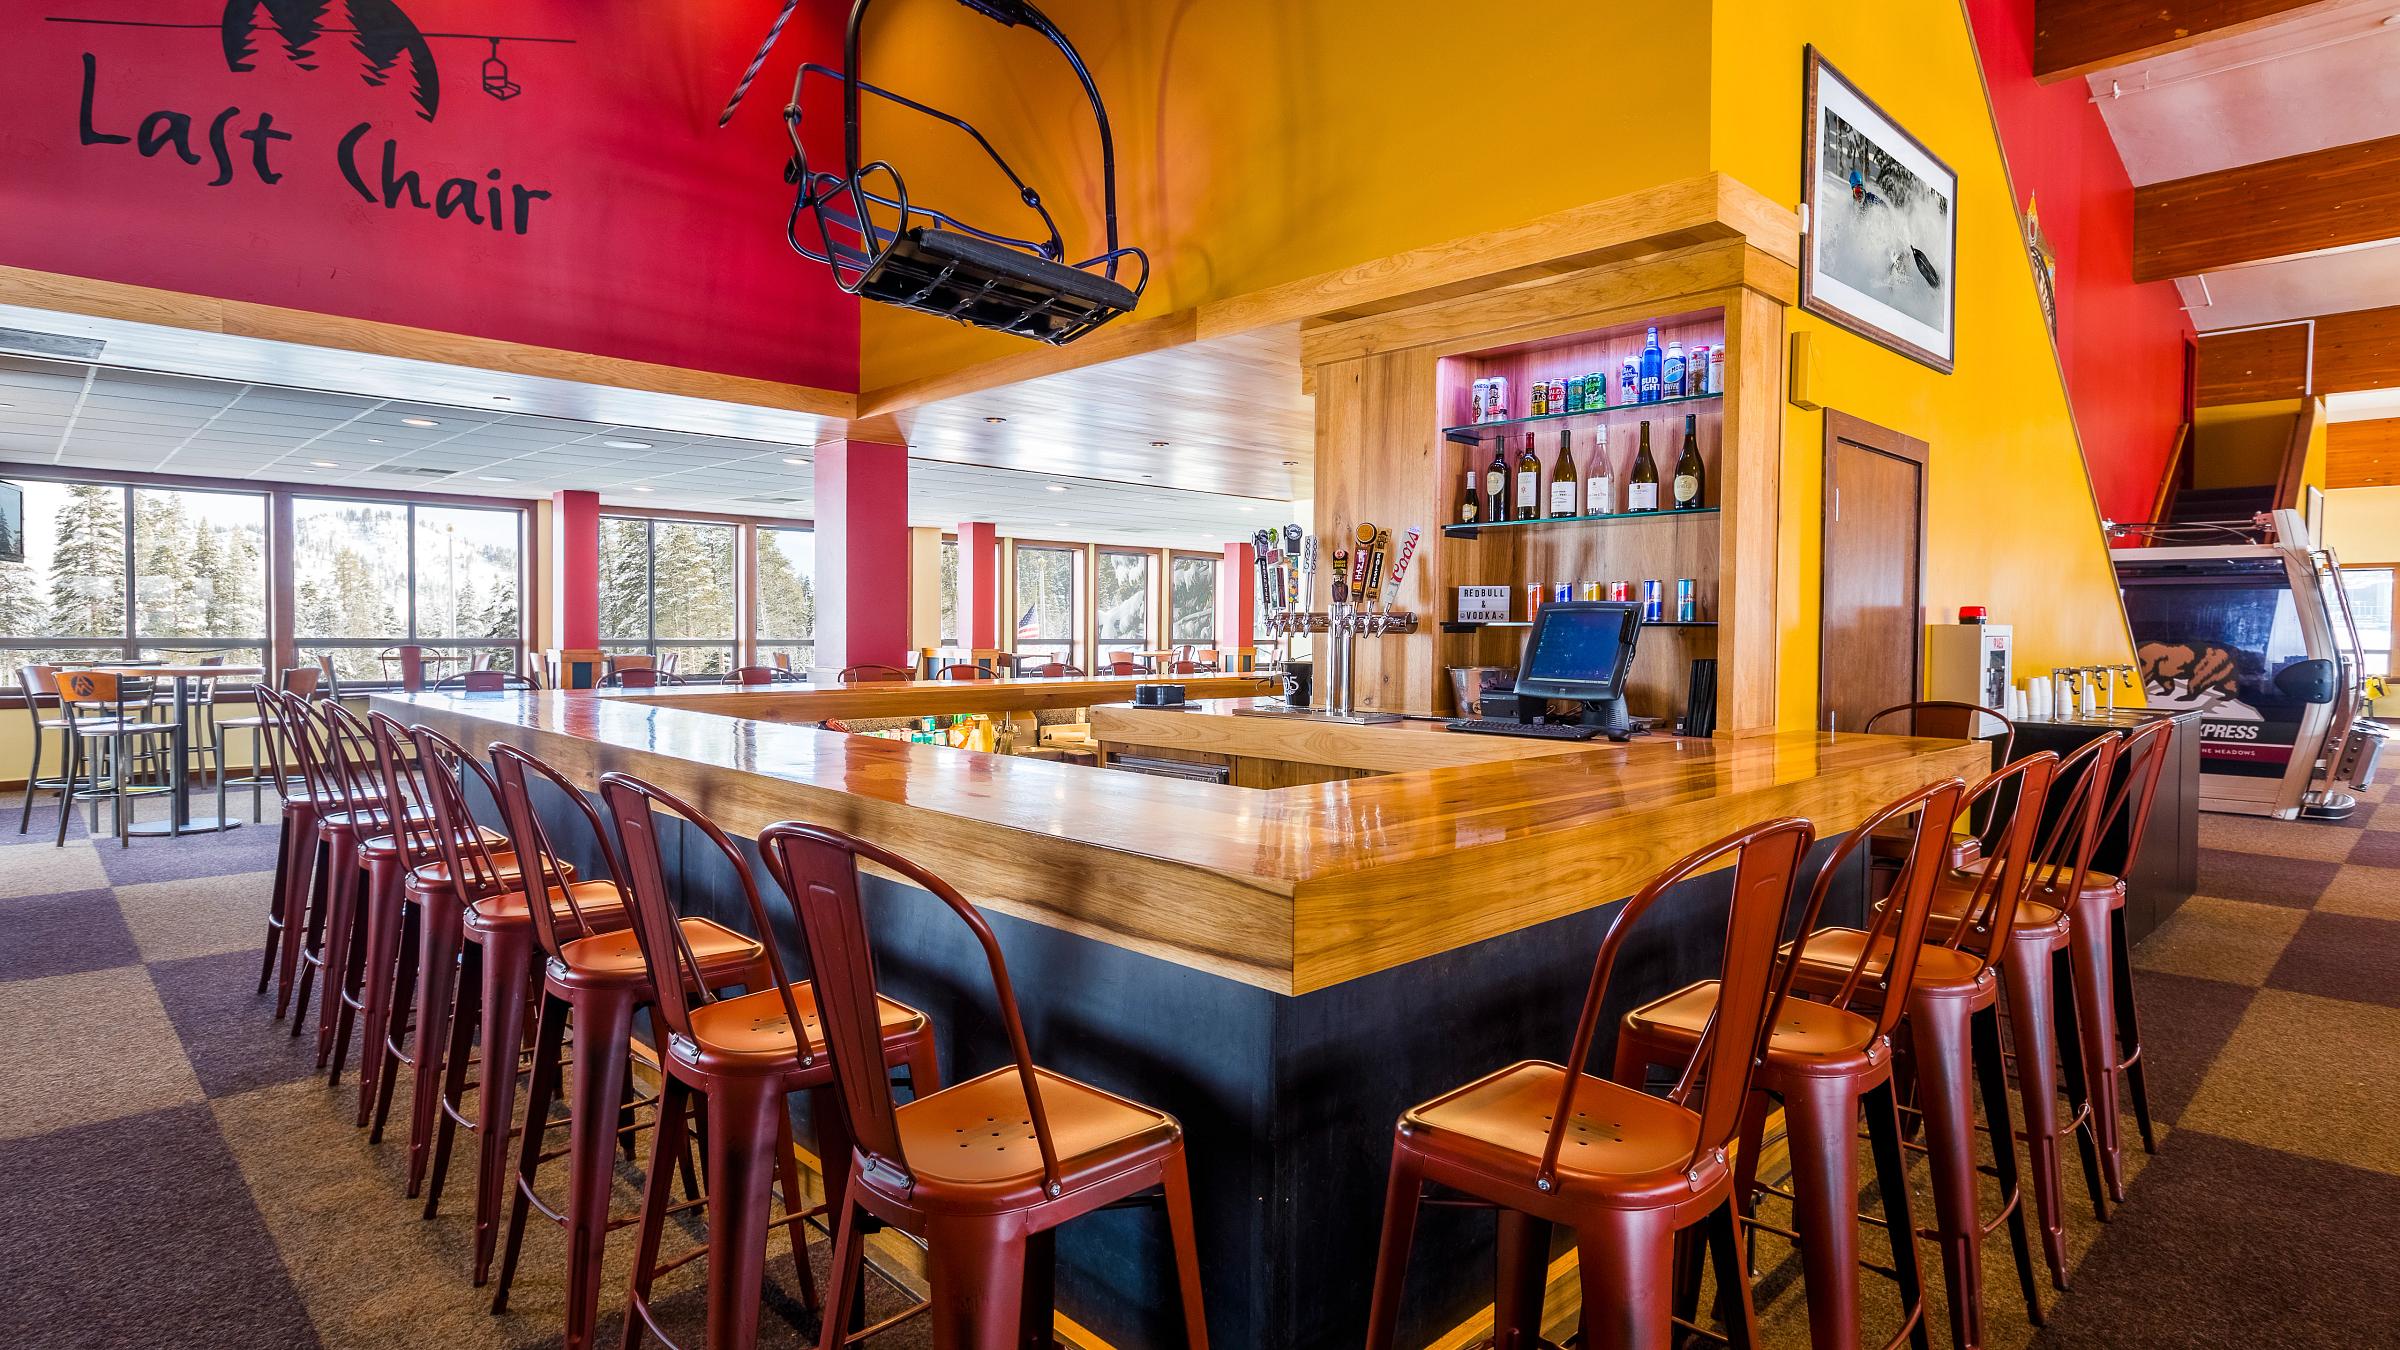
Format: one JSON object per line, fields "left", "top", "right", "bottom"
{"left": 1, "top": 777, "right": 2394, "bottom": 1349}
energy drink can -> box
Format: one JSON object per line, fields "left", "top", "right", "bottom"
{"left": 1555, "top": 583, "right": 1574, "bottom": 603}
{"left": 1578, "top": 581, "right": 1603, "bottom": 601}
{"left": 1675, "top": 578, "right": 1696, "bottom": 623}
{"left": 1587, "top": 370, "right": 1607, "bottom": 408}
{"left": 1608, "top": 580, "right": 1631, "bottom": 603}
{"left": 1641, "top": 579, "right": 1664, "bottom": 623}
{"left": 1525, "top": 583, "right": 1544, "bottom": 620}
{"left": 1565, "top": 376, "right": 1584, "bottom": 413}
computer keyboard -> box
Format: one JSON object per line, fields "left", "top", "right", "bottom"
{"left": 1444, "top": 718, "right": 1603, "bottom": 741}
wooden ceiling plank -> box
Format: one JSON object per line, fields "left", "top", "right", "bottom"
{"left": 2197, "top": 304, "right": 2400, "bottom": 406}
{"left": 2326, "top": 416, "right": 2400, "bottom": 490}
{"left": 2033, "top": 0, "right": 2328, "bottom": 82}
{"left": 2135, "top": 133, "right": 2400, "bottom": 283}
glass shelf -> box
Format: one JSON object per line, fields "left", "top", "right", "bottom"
{"left": 1443, "top": 506, "right": 1718, "bottom": 539}
{"left": 1444, "top": 390, "right": 1723, "bottom": 443}
{"left": 1442, "top": 619, "right": 1717, "bottom": 633}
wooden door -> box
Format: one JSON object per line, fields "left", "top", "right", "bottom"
{"left": 1819, "top": 411, "right": 1928, "bottom": 733}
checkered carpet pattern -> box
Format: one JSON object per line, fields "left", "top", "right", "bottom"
{"left": 1, "top": 781, "right": 2394, "bottom": 1348}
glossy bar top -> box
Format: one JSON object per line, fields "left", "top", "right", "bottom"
{"left": 385, "top": 686, "right": 1988, "bottom": 995}
{"left": 620, "top": 672, "right": 1278, "bottom": 722}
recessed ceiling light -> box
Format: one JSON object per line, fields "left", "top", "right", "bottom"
{"left": 310, "top": 460, "right": 336, "bottom": 468}
{"left": 0, "top": 401, "right": 14, "bottom": 409}
{"left": 476, "top": 475, "right": 514, "bottom": 483}
{"left": 491, "top": 395, "right": 512, "bottom": 402}
{"left": 401, "top": 416, "right": 440, "bottom": 427}
{"left": 984, "top": 416, "right": 1007, "bottom": 424}
{"left": 1150, "top": 440, "right": 1170, "bottom": 448}
{"left": 1237, "top": 505, "right": 1254, "bottom": 512}
{"left": 367, "top": 437, "right": 384, "bottom": 444}
{"left": 631, "top": 485, "right": 654, "bottom": 492}
{"left": 604, "top": 438, "right": 652, "bottom": 450}
{"left": 1045, "top": 484, "right": 1068, "bottom": 492}
{"left": 783, "top": 456, "right": 809, "bottom": 466}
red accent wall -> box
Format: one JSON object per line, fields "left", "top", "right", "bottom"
{"left": 956, "top": 521, "right": 998, "bottom": 649}
{"left": 551, "top": 489, "right": 598, "bottom": 648}
{"left": 814, "top": 440, "right": 910, "bottom": 671}
{"left": 2, "top": 2, "right": 856, "bottom": 391}
{"left": 1967, "top": 0, "right": 2193, "bottom": 524}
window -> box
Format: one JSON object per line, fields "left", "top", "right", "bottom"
{"left": 2341, "top": 566, "right": 2394, "bottom": 678}
{"left": 1012, "top": 544, "right": 1081, "bottom": 671}
{"left": 294, "top": 497, "right": 522, "bottom": 684}
{"left": 600, "top": 515, "right": 738, "bottom": 677}
{"left": 1, "top": 480, "right": 267, "bottom": 682}
{"left": 757, "top": 526, "right": 817, "bottom": 673}
{"left": 1169, "top": 554, "right": 1217, "bottom": 644}
{"left": 939, "top": 538, "right": 958, "bottom": 644}
{"left": 1096, "top": 550, "right": 1152, "bottom": 653}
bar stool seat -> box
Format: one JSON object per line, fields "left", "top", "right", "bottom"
{"left": 552, "top": 917, "right": 760, "bottom": 982}
{"left": 1789, "top": 928, "right": 1987, "bottom": 993}
{"left": 1400, "top": 1062, "right": 1711, "bottom": 1208}
{"left": 1627, "top": 982, "right": 1882, "bottom": 1077}
{"left": 1927, "top": 884, "right": 2071, "bottom": 941}
{"left": 678, "top": 984, "right": 929, "bottom": 1072}
{"left": 868, "top": 1065, "right": 1181, "bottom": 1210}
{"left": 361, "top": 824, "right": 506, "bottom": 864}
{"left": 466, "top": 876, "right": 620, "bottom": 928}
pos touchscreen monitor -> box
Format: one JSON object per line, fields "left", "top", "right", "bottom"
{"left": 1513, "top": 600, "right": 1643, "bottom": 714}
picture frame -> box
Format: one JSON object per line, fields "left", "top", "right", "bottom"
{"left": 1801, "top": 47, "right": 1959, "bottom": 374}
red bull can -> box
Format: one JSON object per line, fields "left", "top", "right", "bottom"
{"left": 1641, "top": 579, "right": 1664, "bottom": 622}
{"left": 1555, "top": 583, "right": 1574, "bottom": 603}
{"left": 1675, "top": 578, "right": 1697, "bottom": 622}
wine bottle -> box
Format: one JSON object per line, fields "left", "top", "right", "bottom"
{"left": 1584, "top": 425, "right": 1614, "bottom": 515}
{"left": 1627, "top": 420, "right": 1660, "bottom": 512}
{"left": 1674, "top": 414, "right": 1706, "bottom": 510}
{"left": 1458, "top": 466, "right": 1480, "bottom": 525}
{"left": 1549, "top": 430, "right": 1579, "bottom": 518}
{"left": 1515, "top": 433, "right": 1540, "bottom": 521}
{"left": 1484, "top": 441, "right": 1510, "bottom": 522}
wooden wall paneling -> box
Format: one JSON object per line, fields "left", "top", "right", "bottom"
{"left": 2196, "top": 323, "right": 2310, "bottom": 405}
{"left": 1717, "top": 287, "right": 1784, "bottom": 735}
{"left": 2327, "top": 417, "right": 2400, "bottom": 489}
{"left": 2134, "top": 134, "right": 2400, "bottom": 283}
{"left": 2033, "top": 0, "right": 2327, "bottom": 80}
{"left": 1315, "top": 349, "right": 1445, "bottom": 712}
{"left": 2317, "top": 304, "right": 2400, "bottom": 395}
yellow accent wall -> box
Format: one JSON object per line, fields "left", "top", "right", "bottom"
{"left": 2325, "top": 486, "right": 2400, "bottom": 566}
{"left": 1706, "top": 1, "right": 2134, "bottom": 729}
{"left": 854, "top": 0, "right": 1714, "bottom": 391}
{"left": 2192, "top": 400, "right": 2300, "bottom": 490}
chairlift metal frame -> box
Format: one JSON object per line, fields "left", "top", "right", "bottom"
{"left": 723, "top": 0, "right": 1148, "bottom": 346}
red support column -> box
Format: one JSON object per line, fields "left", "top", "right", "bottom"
{"left": 814, "top": 440, "right": 911, "bottom": 676}
{"left": 548, "top": 490, "right": 603, "bottom": 688}
{"left": 957, "top": 521, "right": 999, "bottom": 651}
{"left": 1219, "top": 541, "right": 1255, "bottom": 670}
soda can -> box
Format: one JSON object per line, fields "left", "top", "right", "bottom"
{"left": 1487, "top": 375, "right": 1509, "bottom": 420}
{"left": 1555, "top": 583, "right": 1574, "bottom": 603}
{"left": 1608, "top": 580, "right": 1631, "bottom": 602}
{"left": 1525, "top": 583, "right": 1544, "bottom": 620}
{"left": 1675, "top": 578, "right": 1697, "bottom": 623}
{"left": 1619, "top": 358, "right": 1639, "bottom": 405}
{"left": 1548, "top": 379, "right": 1567, "bottom": 414}
{"left": 1578, "top": 581, "right": 1603, "bottom": 601}
{"left": 1470, "top": 378, "right": 1490, "bottom": 423}
{"left": 1708, "top": 346, "right": 1724, "bottom": 395}
{"left": 1564, "top": 376, "right": 1583, "bottom": 413}
{"left": 1530, "top": 381, "right": 1549, "bottom": 417}
{"left": 1641, "top": 579, "right": 1664, "bottom": 623}
{"left": 1684, "top": 345, "right": 1707, "bottom": 397}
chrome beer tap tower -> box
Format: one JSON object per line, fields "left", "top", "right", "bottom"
{"left": 1241, "top": 523, "right": 1420, "bottom": 725}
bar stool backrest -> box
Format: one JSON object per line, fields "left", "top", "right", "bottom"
{"left": 731, "top": 666, "right": 778, "bottom": 686}
{"left": 1030, "top": 663, "right": 1082, "bottom": 678}
{"left": 1866, "top": 699, "right": 2016, "bottom": 765}
{"left": 1803, "top": 777, "right": 1970, "bottom": 1039}
{"left": 2023, "top": 732, "right": 2120, "bottom": 902}
{"left": 270, "top": 690, "right": 336, "bottom": 803}
{"left": 1099, "top": 660, "right": 1139, "bottom": 676}
{"left": 839, "top": 664, "right": 910, "bottom": 684}
{"left": 488, "top": 741, "right": 624, "bottom": 961}
{"left": 317, "top": 701, "right": 394, "bottom": 823}
{"left": 596, "top": 772, "right": 812, "bottom": 1067}
{"left": 361, "top": 711, "right": 445, "bottom": 874}
{"left": 760, "top": 821, "right": 1062, "bottom": 1197}
{"left": 403, "top": 722, "right": 536, "bottom": 911}
{"left": 1546, "top": 816, "right": 1817, "bottom": 1193}
{"left": 1929, "top": 751, "right": 2060, "bottom": 973}
{"left": 17, "top": 664, "right": 60, "bottom": 729}
{"left": 2100, "top": 717, "right": 2175, "bottom": 881}
{"left": 249, "top": 683, "right": 298, "bottom": 792}
{"left": 55, "top": 669, "right": 142, "bottom": 727}
{"left": 280, "top": 666, "right": 323, "bottom": 698}
{"left": 601, "top": 668, "right": 660, "bottom": 690}
{"left": 934, "top": 664, "right": 994, "bottom": 681}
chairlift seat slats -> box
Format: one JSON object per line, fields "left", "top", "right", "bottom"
{"left": 860, "top": 227, "right": 1138, "bottom": 344}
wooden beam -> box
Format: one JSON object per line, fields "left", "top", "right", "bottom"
{"left": 2197, "top": 305, "right": 2400, "bottom": 405}
{"left": 2135, "top": 134, "right": 2400, "bottom": 283}
{"left": 2034, "top": 0, "right": 2327, "bottom": 81}
{"left": 2328, "top": 417, "right": 2400, "bottom": 490}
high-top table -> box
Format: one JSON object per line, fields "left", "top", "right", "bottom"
{"left": 74, "top": 663, "right": 264, "bottom": 836}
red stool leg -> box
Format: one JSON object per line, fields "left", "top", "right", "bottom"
{"left": 404, "top": 896, "right": 467, "bottom": 1198}
{"left": 257, "top": 801, "right": 310, "bottom": 995}
{"left": 1161, "top": 1148, "right": 1211, "bottom": 1350}
{"left": 423, "top": 937, "right": 484, "bottom": 1218}
{"left": 1783, "top": 1073, "right": 1864, "bottom": 1350}
{"left": 1575, "top": 1206, "right": 1677, "bottom": 1350}
{"left": 328, "top": 849, "right": 402, "bottom": 1087}
{"left": 310, "top": 844, "right": 367, "bottom": 1060}
{"left": 2109, "top": 906, "right": 2156, "bottom": 1161}
{"left": 471, "top": 925, "right": 537, "bottom": 1283}
{"left": 923, "top": 1214, "right": 1028, "bottom": 1350}
{"left": 554, "top": 982, "right": 638, "bottom": 1348}
{"left": 1904, "top": 991, "right": 1985, "bottom": 1350}
{"left": 370, "top": 899, "right": 421, "bottom": 1141}
{"left": 289, "top": 827, "right": 354, "bottom": 1040}
{"left": 1972, "top": 1003, "right": 2046, "bottom": 1329}
{"left": 625, "top": 1075, "right": 691, "bottom": 1350}
{"left": 492, "top": 985, "right": 568, "bottom": 1315}
{"left": 2001, "top": 932, "right": 2071, "bottom": 1289}
{"left": 275, "top": 833, "right": 328, "bottom": 1019}
{"left": 2064, "top": 890, "right": 2124, "bottom": 1201}
{"left": 702, "top": 1076, "right": 789, "bottom": 1350}
{"left": 1361, "top": 1152, "right": 1426, "bottom": 1350}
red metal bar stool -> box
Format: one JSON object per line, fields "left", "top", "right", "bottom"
{"left": 278, "top": 697, "right": 396, "bottom": 1037}
{"left": 760, "top": 820, "right": 1208, "bottom": 1350}
{"left": 1784, "top": 752, "right": 2058, "bottom": 1350}
{"left": 405, "top": 721, "right": 610, "bottom": 1224}
{"left": 1363, "top": 817, "right": 1818, "bottom": 1350}
{"left": 485, "top": 744, "right": 788, "bottom": 1346}
{"left": 1922, "top": 733, "right": 2119, "bottom": 1288}
{"left": 252, "top": 686, "right": 323, "bottom": 1009}
{"left": 1614, "top": 777, "right": 1967, "bottom": 1350}
{"left": 600, "top": 776, "right": 944, "bottom": 1350}
{"left": 2100, "top": 717, "right": 2173, "bottom": 1180}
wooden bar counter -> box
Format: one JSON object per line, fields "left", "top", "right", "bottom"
{"left": 381, "top": 682, "right": 1983, "bottom": 1349}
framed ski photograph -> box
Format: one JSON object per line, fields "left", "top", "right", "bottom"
{"left": 1800, "top": 47, "right": 1959, "bottom": 373}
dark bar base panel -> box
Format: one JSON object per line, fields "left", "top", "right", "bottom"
{"left": 528, "top": 782, "right": 1856, "bottom": 1349}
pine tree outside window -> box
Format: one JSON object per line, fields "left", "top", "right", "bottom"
{"left": 598, "top": 515, "right": 739, "bottom": 677}
{"left": 1097, "top": 550, "right": 1152, "bottom": 656}
{"left": 293, "top": 497, "right": 523, "bottom": 685}
{"left": 0, "top": 480, "right": 266, "bottom": 682}
{"left": 757, "top": 526, "right": 817, "bottom": 673}
{"left": 1169, "top": 553, "right": 1218, "bottom": 645}
{"left": 1012, "top": 544, "right": 1082, "bottom": 673}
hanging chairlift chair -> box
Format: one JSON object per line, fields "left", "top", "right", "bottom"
{"left": 723, "top": 0, "right": 1147, "bottom": 346}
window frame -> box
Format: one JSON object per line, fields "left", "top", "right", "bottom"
{"left": 292, "top": 493, "right": 528, "bottom": 687}
{"left": 1167, "top": 549, "right": 1222, "bottom": 647}
{"left": 2339, "top": 562, "right": 2396, "bottom": 680}
{"left": 599, "top": 512, "right": 743, "bottom": 679}
{"left": 754, "top": 523, "right": 819, "bottom": 674}
{"left": 1009, "top": 538, "right": 1086, "bottom": 672}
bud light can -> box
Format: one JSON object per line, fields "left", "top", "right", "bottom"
{"left": 1641, "top": 579, "right": 1664, "bottom": 623}
{"left": 1675, "top": 578, "right": 1697, "bottom": 623}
